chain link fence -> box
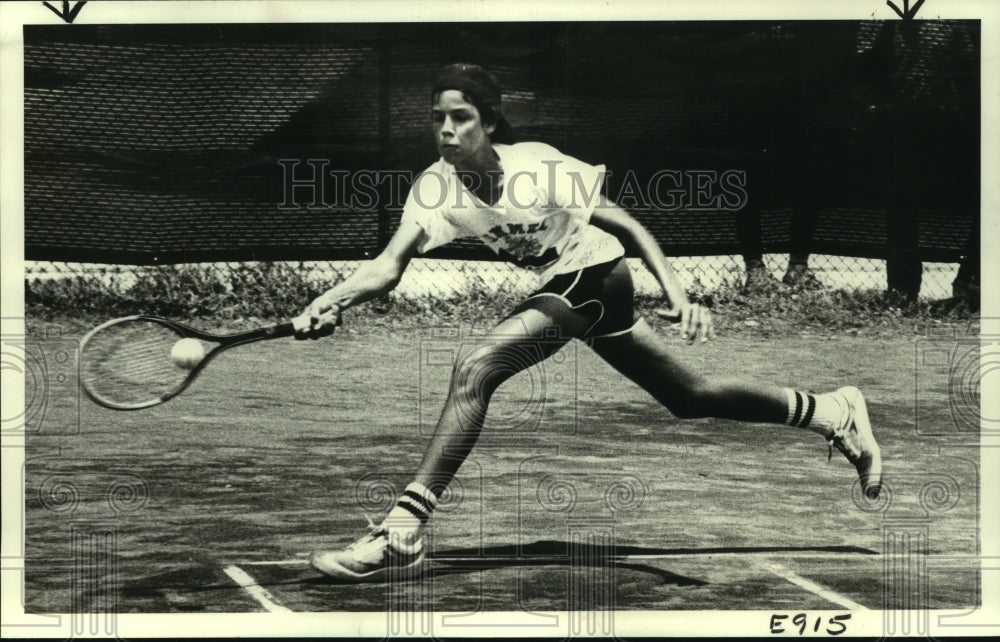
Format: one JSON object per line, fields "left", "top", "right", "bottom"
{"left": 24, "top": 254, "right": 959, "bottom": 310}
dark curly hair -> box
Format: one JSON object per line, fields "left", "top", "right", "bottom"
{"left": 431, "top": 63, "right": 516, "bottom": 145}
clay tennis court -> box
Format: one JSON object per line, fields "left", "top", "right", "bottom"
{"left": 8, "top": 9, "right": 986, "bottom": 634}
{"left": 23, "top": 321, "right": 981, "bottom": 614}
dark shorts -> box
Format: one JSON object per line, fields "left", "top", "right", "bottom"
{"left": 508, "top": 257, "right": 637, "bottom": 340}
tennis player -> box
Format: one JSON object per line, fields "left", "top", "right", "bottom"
{"left": 298, "top": 64, "right": 882, "bottom": 582}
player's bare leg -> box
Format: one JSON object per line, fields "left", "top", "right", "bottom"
{"left": 412, "top": 313, "right": 569, "bottom": 491}
{"left": 589, "top": 319, "right": 792, "bottom": 423}
{"left": 589, "top": 318, "right": 882, "bottom": 497}
{"left": 311, "top": 301, "right": 589, "bottom": 581}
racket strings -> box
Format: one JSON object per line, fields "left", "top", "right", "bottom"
{"left": 81, "top": 320, "right": 197, "bottom": 408}
{"left": 104, "top": 339, "right": 178, "bottom": 380}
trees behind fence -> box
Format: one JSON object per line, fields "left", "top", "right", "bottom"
{"left": 24, "top": 21, "right": 979, "bottom": 302}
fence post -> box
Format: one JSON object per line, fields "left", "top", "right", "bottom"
{"left": 885, "top": 113, "right": 922, "bottom": 299}
{"left": 884, "top": 21, "right": 923, "bottom": 300}
{"left": 885, "top": 186, "right": 922, "bottom": 299}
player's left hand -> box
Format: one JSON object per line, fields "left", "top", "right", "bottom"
{"left": 657, "top": 302, "right": 715, "bottom": 343}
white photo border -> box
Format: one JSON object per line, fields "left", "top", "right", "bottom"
{"left": 2, "top": 0, "right": 997, "bottom": 637}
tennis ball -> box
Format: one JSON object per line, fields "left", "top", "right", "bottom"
{"left": 171, "top": 338, "right": 204, "bottom": 369}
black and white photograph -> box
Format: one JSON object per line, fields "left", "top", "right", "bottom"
{"left": 1, "top": 0, "right": 996, "bottom": 637}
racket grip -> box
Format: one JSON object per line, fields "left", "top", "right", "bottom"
{"left": 270, "top": 321, "right": 300, "bottom": 338}
{"left": 656, "top": 308, "right": 683, "bottom": 323}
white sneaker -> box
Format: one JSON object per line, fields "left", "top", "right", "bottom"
{"left": 828, "top": 386, "right": 883, "bottom": 499}
{"left": 310, "top": 521, "right": 425, "bottom": 583}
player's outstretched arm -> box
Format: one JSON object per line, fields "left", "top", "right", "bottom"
{"left": 298, "top": 221, "right": 425, "bottom": 338}
{"left": 590, "top": 199, "right": 715, "bottom": 342}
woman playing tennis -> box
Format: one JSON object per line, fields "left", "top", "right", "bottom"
{"left": 298, "top": 64, "right": 882, "bottom": 582}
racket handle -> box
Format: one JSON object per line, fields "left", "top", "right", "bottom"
{"left": 269, "top": 321, "right": 300, "bottom": 339}
{"left": 655, "top": 308, "right": 682, "bottom": 323}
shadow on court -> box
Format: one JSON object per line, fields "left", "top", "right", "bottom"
{"left": 211, "top": 540, "right": 889, "bottom": 613}
{"left": 304, "top": 540, "right": 876, "bottom": 585}
{"left": 296, "top": 540, "right": 716, "bottom": 587}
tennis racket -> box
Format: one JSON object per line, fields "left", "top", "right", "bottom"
{"left": 79, "top": 314, "right": 326, "bottom": 410}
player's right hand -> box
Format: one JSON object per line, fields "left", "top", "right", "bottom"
{"left": 294, "top": 294, "right": 342, "bottom": 340}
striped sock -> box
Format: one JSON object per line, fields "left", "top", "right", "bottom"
{"left": 784, "top": 389, "right": 848, "bottom": 437}
{"left": 384, "top": 482, "right": 437, "bottom": 552}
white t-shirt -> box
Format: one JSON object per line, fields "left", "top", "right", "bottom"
{"left": 400, "top": 142, "right": 625, "bottom": 284}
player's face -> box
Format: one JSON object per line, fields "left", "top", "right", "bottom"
{"left": 432, "top": 90, "right": 495, "bottom": 166}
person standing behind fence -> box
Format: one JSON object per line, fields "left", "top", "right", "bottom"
{"left": 297, "top": 63, "right": 883, "bottom": 582}
{"left": 733, "top": 23, "right": 865, "bottom": 293}
{"left": 736, "top": 151, "right": 821, "bottom": 292}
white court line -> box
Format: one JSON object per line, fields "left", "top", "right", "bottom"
{"left": 222, "top": 564, "right": 293, "bottom": 613}
{"left": 764, "top": 562, "right": 869, "bottom": 611}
